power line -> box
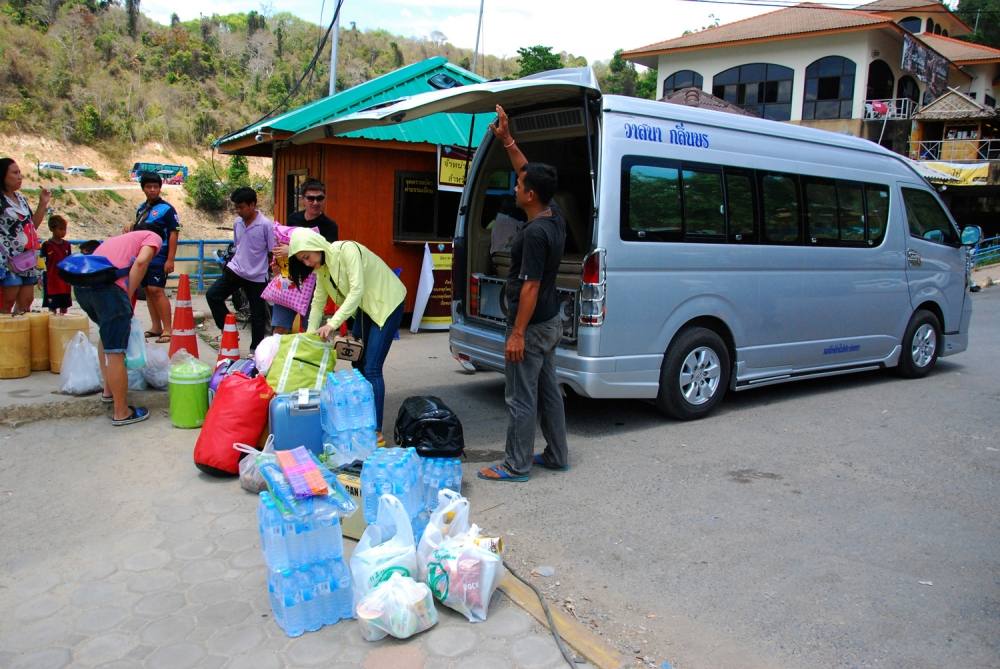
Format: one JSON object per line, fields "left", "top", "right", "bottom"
{"left": 218, "top": 0, "right": 345, "bottom": 143}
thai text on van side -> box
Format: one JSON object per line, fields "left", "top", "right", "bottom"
{"left": 624, "top": 122, "right": 710, "bottom": 149}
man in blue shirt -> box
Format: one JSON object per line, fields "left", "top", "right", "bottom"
{"left": 132, "top": 172, "right": 180, "bottom": 343}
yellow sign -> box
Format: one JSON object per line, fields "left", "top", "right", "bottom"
{"left": 924, "top": 161, "right": 989, "bottom": 185}
{"left": 431, "top": 253, "right": 452, "bottom": 270}
{"left": 439, "top": 156, "right": 470, "bottom": 188}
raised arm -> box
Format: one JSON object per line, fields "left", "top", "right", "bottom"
{"left": 490, "top": 105, "right": 527, "bottom": 174}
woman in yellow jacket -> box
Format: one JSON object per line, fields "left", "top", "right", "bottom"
{"left": 289, "top": 229, "right": 406, "bottom": 440}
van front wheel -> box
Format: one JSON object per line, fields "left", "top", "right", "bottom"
{"left": 896, "top": 309, "right": 940, "bottom": 378}
{"left": 657, "top": 327, "right": 730, "bottom": 420}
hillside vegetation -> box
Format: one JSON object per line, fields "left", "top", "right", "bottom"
{"left": 0, "top": 2, "right": 636, "bottom": 158}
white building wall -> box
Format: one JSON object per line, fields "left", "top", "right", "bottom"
{"left": 656, "top": 33, "right": 880, "bottom": 121}
{"left": 957, "top": 63, "right": 999, "bottom": 104}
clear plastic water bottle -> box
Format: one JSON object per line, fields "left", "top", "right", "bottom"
{"left": 312, "top": 563, "right": 335, "bottom": 626}
{"left": 353, "top": 370, "right": 376, "bottom": 428}
{"left": 332, "top": 557, "right": 353, "bottom": 620}
{"left": 278, "top": 569, "right": 304, "bottom": 637}
{"left": 258, "top": 492, "right": 290, "bottom": 571}
{"left": 298, "top": 569, "right": 320, "bottom": 633}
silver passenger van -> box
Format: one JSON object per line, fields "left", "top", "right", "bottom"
{"left": 310, "top": 69, "right": 982, "bottom": 419}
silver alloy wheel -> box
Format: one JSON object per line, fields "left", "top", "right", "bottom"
{"left": 679, "top": 346, "right": 722, "bottom": 405}
{"left": 911, "top": 323, "right": 937, "bottom": 368}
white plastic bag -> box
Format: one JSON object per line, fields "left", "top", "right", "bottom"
{"left": 142, "top": 346, "right": 170, "bottom": 390}
{"left": 426, "top": 527, "right": 506, "bottom": 622}
{"left": 417, "top": 489, "right": 470, "bottom": 581}
{"left": 254, "top": 334, "right": 281, "bottom": 374}
{"left": 234, "top": 435, "right": 277, "bottom": 494}
{"left": 127, "top": 367, "right": 147, "bottom": 390}
{"left": 356, "top": 573, "right": 438, "bottom": 641}
{"left": 125, "top": 318, "right": 147, "bottom": 370}
{"left": 351, "top": 494, "right": 418, "bottom": 608}
{"left": 60, "top": 331, "right": 103, "bottom": 395}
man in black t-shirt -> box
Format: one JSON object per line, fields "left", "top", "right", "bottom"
{"left": 478, "top": 105, "right": 570, "bottom": 483}
{"left": 271, "top": 179, "right": 339, "bottom": 333}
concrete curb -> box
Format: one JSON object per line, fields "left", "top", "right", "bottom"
{"left": 499, "top": 573, "right": 629, "bottom": 669}
{"left": 0, "top": 388, "right": 170, "bottom": 427}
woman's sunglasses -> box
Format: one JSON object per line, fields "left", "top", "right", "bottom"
{"left": 304, "top": 194, "right": 326, "bottom": 202}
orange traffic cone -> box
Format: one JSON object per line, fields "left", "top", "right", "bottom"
{"left": 169, "top": 274, "right": 200, "bottom": 358}
{"left": 217, "top": 313, "right": 241, "bottom": 364}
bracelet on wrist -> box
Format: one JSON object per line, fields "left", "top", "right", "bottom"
{"left": 503, "top": 139, "right": 515, "bottom": 148}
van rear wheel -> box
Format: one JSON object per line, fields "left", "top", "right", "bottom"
{"left": 896, "top": 309, "right": 940, "bottom": 378}
{"left": 657, "top": 327, "right": 730, "bottom": 420}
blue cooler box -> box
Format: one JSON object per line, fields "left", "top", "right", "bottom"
{"left": 269, "top": 389, "right": 324, "bottom": 455}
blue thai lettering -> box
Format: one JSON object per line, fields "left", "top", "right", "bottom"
{"left": 624, "top": 122, "right": 663, "bottom": 143}
{"left": 668, "top": 123, "right": 710, "bottom": 149}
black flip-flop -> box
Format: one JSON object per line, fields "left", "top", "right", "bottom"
{"left": 112, "top": 406, "right": 150, "bottom": 426}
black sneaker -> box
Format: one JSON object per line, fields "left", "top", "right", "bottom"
{"left": 112, "top": 406, "right": 150, "bottom": 426}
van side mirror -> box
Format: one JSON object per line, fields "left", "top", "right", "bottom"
{"left": 961, "top": 225, "right": 982, "bottom": 246}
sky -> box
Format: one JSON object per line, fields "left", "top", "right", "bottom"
{"left": 140, "top": 0, "right": 778, "bottom": 65}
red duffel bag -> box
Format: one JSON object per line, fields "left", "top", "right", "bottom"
{"left": 194, "top": 373, "right": 274, "bottom": 476}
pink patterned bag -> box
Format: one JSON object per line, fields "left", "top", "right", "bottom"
{"left": 261, "top": 272, "right": 317, "bottom": 316}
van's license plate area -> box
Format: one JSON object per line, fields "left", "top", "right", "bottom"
{"left": 472, "top": 274, "right": 578, "bottom": 344}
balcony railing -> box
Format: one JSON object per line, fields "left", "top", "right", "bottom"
{"left": 863, "top": 97, "right": 917, "bottom": 120}
{"left": 909, "top": 139, "right": 1000, "bottom": 162}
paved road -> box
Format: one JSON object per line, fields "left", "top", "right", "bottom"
{"left": 383, "top": 289, "right": 1000, "bottom": 668}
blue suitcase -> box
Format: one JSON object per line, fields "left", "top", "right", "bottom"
{"left": 269, "top": 389, "right": 323, "bottom": 455}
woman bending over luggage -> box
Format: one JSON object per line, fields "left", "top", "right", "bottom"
{"left": 289, "top": 229, "right": 406, "bottom": 444}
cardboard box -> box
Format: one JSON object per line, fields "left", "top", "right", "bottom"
{"left": 337, "top": 471, "right": 367, "bottom": 541}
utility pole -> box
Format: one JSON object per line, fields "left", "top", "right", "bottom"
{"left": 975, "top": 8, "right": 981, "bottom": 34}
{"left": 472, "top": 0, "right": 485, "bottom": 75}
{"left": 329, "top": 1, "right": 342, "bottom": 96}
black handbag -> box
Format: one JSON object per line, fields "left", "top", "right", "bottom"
{"left": 393, "top": 396, "right": 465, "bottom": 458}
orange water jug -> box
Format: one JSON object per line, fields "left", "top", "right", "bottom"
{"left": 49, "top": 312, "right": 90, "bottom": 373}
{"left": 28, "top": 311, "right": 50, "bottom": 371}
{"left": 0, "top": 314, "right": 31, "bottom": 379}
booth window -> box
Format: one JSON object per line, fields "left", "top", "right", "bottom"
{"left": 286, "top": 170, "right": 307, "bottom": 222}
{"left": 393, "top": 171, "right": 461, "bottom": 241}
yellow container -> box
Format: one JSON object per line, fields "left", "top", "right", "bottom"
{"left": 28, "top": 311, "right": 50, "bottom": 371}
{"left": 49, "top": 313, "right": 90, "bottom": 374}
{"left": 0, "top": 315, "right": 31, "bottom": 379}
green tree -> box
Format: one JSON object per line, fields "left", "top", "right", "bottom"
{"left": 956, "top": 0, "right": 1000, "bottom": 48}
{"left": 126, "top": 0, "right": 140, "bottom": 38}
{"left": 183, "top": 161, "right": 227, "bottom": 211}
{"left": 516, "top": 45, "right": 562, "bottom": 78}
{"left": 604, "top": 49, "right": 637, "bottom": 96}
{"left": 636, "top": 67, "right": 657, "bottom": 100}
{"left": 226, "top": 155, "right": 249, "bottom": 185}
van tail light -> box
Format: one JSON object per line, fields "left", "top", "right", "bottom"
{"left": 579, "top": 248, "right": 606, "bottom": 327}
{"left": 469, "top": 274, "right": 480, "bottom": 317}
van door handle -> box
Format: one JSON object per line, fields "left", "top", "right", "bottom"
{"left": 907, "top": 249, "right": 922, "bottom": 266}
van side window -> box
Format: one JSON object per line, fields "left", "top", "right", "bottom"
{"left": 902, "top": 188, "right": 959, "bottom": 246}
{"left": 625, "top": 163, "right": 682, "bottom": 238}
{"left": 725, "top": 170, "right": 756, "bottom": 242}
{"left": 865, "top": 184, "right": 889, "bottom": 245}
{"left": 804, "top": 178, "right": 838, "bottom": 243}
{"left": 761, "top": 173, "right": 800, "bottom": 243}
{"left": 682, "top": 168, "right": 725, "bottom": 238}
{"left": 838, "top": 183, "right": 865, "bottom": 243}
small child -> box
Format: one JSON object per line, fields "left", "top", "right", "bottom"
{"left": 40, "top": 215, "right": 72, "bottom": 314}
{"left": 79, "top": 239, "right": 100, "bottom": 255}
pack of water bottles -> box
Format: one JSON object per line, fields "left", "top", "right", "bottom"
{"left": 321, "top": 370, "right": 378, "bottom": 467}
{"left": 361, "top": 447, "right": 430, "bottom": 540}
{"left": 421, "top": 458, "right": 463, "bottom": 512}
{"left": 258, "top": 490, "right": 355, "bottom": 636}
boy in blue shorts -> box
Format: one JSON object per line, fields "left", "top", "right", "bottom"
{"left": 132, "top": 172, "right": 179, "bottom": 343}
